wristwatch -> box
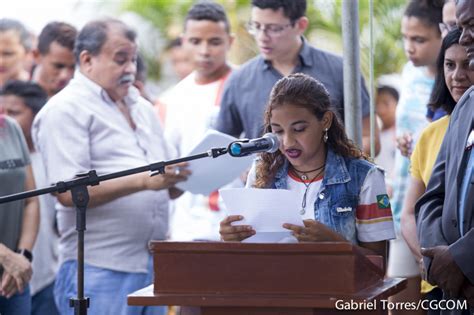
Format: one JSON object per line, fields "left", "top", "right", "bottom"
{"left": 16, "top": 248, "right": 33, "bottom": 262}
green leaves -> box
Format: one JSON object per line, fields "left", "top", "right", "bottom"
{"left": 311, "top": 0, "right": 406, "bottom": 79}
{"left": 122, "top": 0, "right": 407, "bottom": 81}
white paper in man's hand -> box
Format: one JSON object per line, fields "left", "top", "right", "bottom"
{"left": 220, "top": 188, "right": 303, "bottom": 242}
{"left": 176, "top": 130, "right": 253, "bottom": 195}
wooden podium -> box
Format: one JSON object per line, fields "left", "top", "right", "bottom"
{"left": 128, "top": 241, "right": 406, "bottom": 315}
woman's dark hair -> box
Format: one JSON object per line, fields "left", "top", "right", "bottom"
{"left": 0, "top": 80, "right": 48, "bottom": 114}
{"left": 428, "top": 27, "right": 463, "bottom": 114}
{"left": 404, "top": 0, "right": 444, "bottom": 34}
{"left": 254, "top": 73, "right": 367, "bottom": 188}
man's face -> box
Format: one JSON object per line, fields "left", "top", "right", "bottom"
{"left": 0, "top": 30, "right": 27, "bottom": 85}
{"left": 0, "top": 94, "right": 34, "bottom": 140}
{"left": 84, "top": 29, "right": 137, "bottom": 101}
{"left": 35, "top": 41, "right": 75, "bottom": 96}
{"left": 401, "top": 16, "right": 442, "bottom": 67}
{"left": 441, "top": 1, "right": 457, "bottom": 38}
{"left": 182, "top": 19, "right": 232, "bottom": 82}
{"left": 249, "top": 7, "right": 302, "bottom": 62}
{"left": 456, "top": 0, "right": 474, "bottom": 70}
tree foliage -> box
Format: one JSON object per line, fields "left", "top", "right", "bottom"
{"left": 311, "top": 0, "right": 406, "bottom": 79}
{"left": 122, "top": 0, "right": 407, "bottom": 81}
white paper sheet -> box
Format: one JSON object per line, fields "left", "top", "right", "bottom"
{"left": 219, "top": 188, "right": 303, "bottom": 242}
{"left": 176, "top": 130, "right": 254, "bottom": 195}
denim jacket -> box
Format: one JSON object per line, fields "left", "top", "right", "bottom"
{"left": 270, "top": 148, "right": 375, "bottom": 244}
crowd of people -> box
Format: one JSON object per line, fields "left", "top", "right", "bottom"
{"left": 0, "top": 0, "right": 473, "bottom": 314}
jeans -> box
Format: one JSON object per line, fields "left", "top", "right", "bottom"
{"left": 54, "top": 258, "right": 165, "bottom": 315}
{"left": 31, "top": 281, "right": 59, "bottom": 315}
{"left": 0, "top": 285, "right": 31, "bottom": 315}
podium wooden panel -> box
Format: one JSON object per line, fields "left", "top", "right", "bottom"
{"left": 128, "top": 241, "right": 406, "bottom": 314}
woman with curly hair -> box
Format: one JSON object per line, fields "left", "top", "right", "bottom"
{"left": 219, "top": 73, "right": 395, "bottom": 266}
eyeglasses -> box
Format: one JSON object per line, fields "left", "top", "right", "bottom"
{"left": 246, "top": 21, "right": 294, "bottom": 37}
{"left": 439, "top": 22, "right": 457, "bottom": 34}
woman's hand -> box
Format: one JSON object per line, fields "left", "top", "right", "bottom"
{"left": 283, "top": 219, "right": 347, "bottom": 242}
{"left": 0, "top": 249, "right": 32, "bottom": 298}
{"left": 219, "top": 215, "right": 255, "bottom": 242}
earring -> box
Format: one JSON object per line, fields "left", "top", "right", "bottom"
{"left": 323, "top": 128, "right": 329, "bottom": 143}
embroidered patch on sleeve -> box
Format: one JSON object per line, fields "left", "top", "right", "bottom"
{"left": 376, "top": 194, "right": 391, "bottom": 209}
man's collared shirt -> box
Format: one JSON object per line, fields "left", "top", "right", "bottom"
{"left": 216, "top": 38, "right": 370, "bottom": 139}
{"left": 32, "top": 71, "right": 172, "bottom": 274}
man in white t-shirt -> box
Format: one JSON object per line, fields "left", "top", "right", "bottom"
{"left": 161, "top": 1, "right": 236, "bottom": 241}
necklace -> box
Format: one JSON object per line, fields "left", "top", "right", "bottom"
{"left": 291, "top": 167, "right": 325, "bottom": 215}
{"left": 292, "top": 164, "right": 325, "bottom": 181}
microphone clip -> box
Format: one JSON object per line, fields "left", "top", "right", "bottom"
{"left": 208, "top": 147, "right": 229, "bottom": 158}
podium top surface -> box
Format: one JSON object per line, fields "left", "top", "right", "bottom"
{"left": 149, "top": 241, "right": 356, "bottom": 254}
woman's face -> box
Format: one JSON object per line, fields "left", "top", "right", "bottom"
{"left": 444, "top": 44, "right": 474, "bottom": 102}
{"left": 0, "top": 30, "right": 27, "bottom": 85}
{"left": 401, "top": 16, "right": 442, "bottom": 67}
{"left": 0, "top": 94, "right": 34, "bottom": 140}
{"left": 270, "top": 104, "right": 331, "bottom": 172}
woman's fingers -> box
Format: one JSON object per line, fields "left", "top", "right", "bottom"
{"left": 220, "top": 224, "right": 254, "bottom": 239}
{"left": 220, "top": 215, "right": 244, "bottom": 225}
{"left": 282, "top": 223, "right": 305, "bottom": 234}
{"left": 1, "top": 273, "right": 18, "bottom": 298}
{"left": 293, "top": 232, "right": 314, "bottom": 242}
{"left": 220, "top": 216, "right": 255, "bottom": 241}
{"left": 220, "top": 224, "right": 253, "bottom": 234}
{"left": 302, "top": 219, "right": 319, "bottom": 227}
{"left": 284, "top": 221, "right": 332, "bottom": 242}
{"left": 227, "top": 230, "right": 256, "bottom": 241}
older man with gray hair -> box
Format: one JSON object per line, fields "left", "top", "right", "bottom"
{"left": 32, "top": 18, "right": 189, "bottom": 315}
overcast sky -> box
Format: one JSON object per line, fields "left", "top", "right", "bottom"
{"left": 2, "top": 0, "right": 163, "bottom": 60}
{"left": 2, "top": 0, "right": 121, "bottom": 34}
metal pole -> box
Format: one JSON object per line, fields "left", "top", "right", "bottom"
{"left": 341, "top": 0, "right": 362, "bottom": 148}
{"left": 369, "top": 0, "right": 376, "bottom": 159}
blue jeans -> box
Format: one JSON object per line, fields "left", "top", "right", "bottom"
{"left": 54, "top": 259, "right": 166, "bottom": 315}
{"left": 32, "top": 281, "right": 59, "bottom": 315}
{"left": 0, "top": 284, "right": 31, "bottom": 315}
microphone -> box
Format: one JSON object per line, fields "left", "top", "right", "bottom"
{"left": 228, "top": 133, "right": 280, "bottom": 157}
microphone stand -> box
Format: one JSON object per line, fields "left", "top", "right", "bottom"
{"left": 0, "top": 147, "right": 228, "bottom": 315}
